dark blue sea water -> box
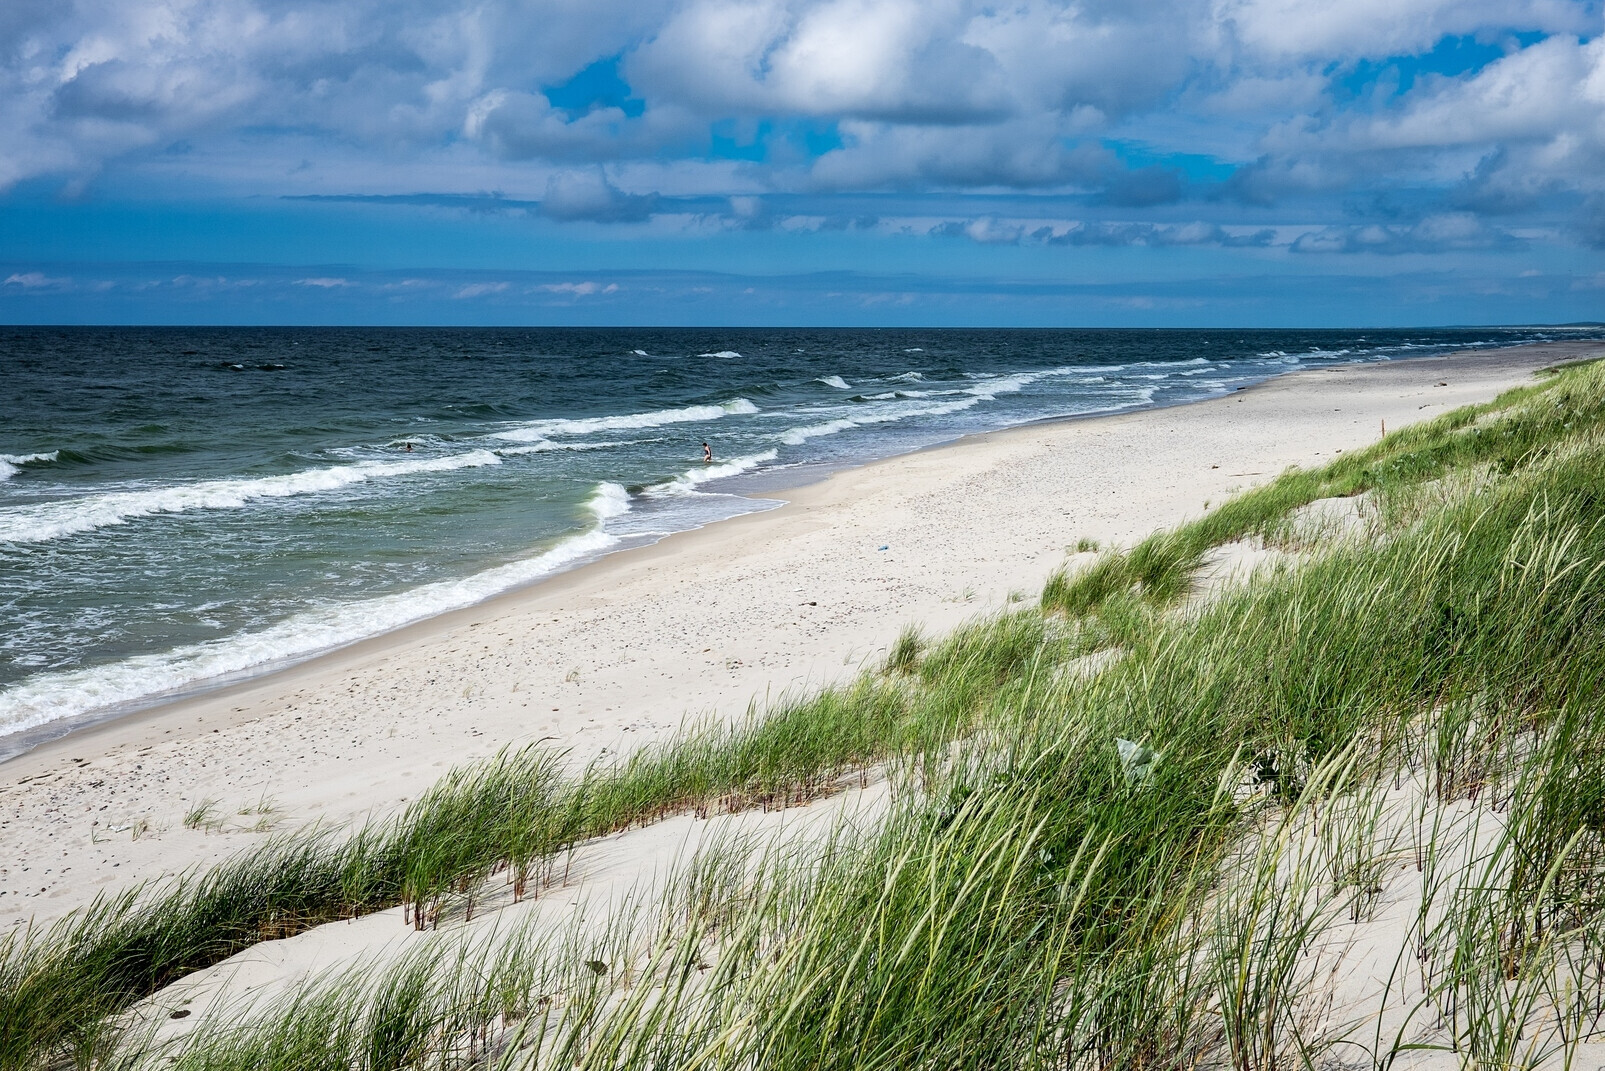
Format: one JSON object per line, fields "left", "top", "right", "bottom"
{"left": 2, "top": 326, "right": 1598, "bottom": 750}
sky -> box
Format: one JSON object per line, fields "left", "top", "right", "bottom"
{"left": 2, "top": 0, "right": 1604, "bottom": 326}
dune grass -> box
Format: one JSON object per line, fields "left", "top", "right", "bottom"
{"left": 0, "top": 606, "right": 1050, "bottom": 1068}
{"left": 121, "top": 426, "right": 1605, "bottom": 1071}
{"left": 1042, "top": 358, "right": 1605, "bottom": 616}
{"left": 4, "top": 357, "right": 1605, "bottom": 1070}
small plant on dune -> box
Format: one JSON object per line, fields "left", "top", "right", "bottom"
{"left": 884, "top": 625, "right": 925, "bottom": 675}
{"left": 181, "top": 800, "right": 219, "bottom": 832}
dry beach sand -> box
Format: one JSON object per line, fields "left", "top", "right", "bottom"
{"left": 3, "top": 340, "right": 1598, "bottom": 937}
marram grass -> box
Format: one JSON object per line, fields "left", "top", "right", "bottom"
{"left": 134, "top": 438, "right": 1605, "bottom": 1069}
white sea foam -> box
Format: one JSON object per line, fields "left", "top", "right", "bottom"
{"left": 780, "top": 398, "right": 983, "bottom": 445}
{"left": 888, "top": 371, "right": 925, "bottom": 382}
{"left": 0, "top": 451, "right": 503, "bottom": 545}
{"left": 493, "top": 398, "right": 758, "bottom": 441}
{"left": 780, "top": 417, "right": 867, "bottom": 445}
{"left": 587, "top": 481, "right": 632, "bottom": 520}
{"left": 698, "top": 351, "right": 743, "bottom": 359}
{"left": 495, "top": 440, "right": 625, "bottom": 456}
{"left": 961, "top": 365, "right": 1079, "bottom": 399}
{"left": 0, "top": 451, "right": 58, "bottom": 482}
{"left": 650, "top": 450, "right": 778, "bottom": 495}
{"left": 777, "top": 365, "right": 1086, "bottom": 447}
{"left": 0, "top": 497, "right": 628, "bottom": 736}
{"left": 819, "top": 375, "right": 851, "bottom": 390}
{"left": 965, "top": 372, "right": 1032, "bottom": 395}
{"left": 862, "top": 388, "right": 969, "bottom": 401}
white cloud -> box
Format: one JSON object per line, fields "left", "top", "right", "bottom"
{"left": 630, "top": 0, "right": 1012, "bottom": 122}
{"left": 1214, "top": 0, "right": 1587, "bottom": 61}
{"left": 810, "top": 118, "right": 1106, "bottom": 190}
{"left": 453, "top": 281, "right": 509, "bottom": 298}
{"left": 1357, "top": 36, "right": 1604, "bottom": 151}
{"left": 538, "top": 167, "right": 660, "bottom": 220}
{"left": 1289, "top": 213, "right": 1520, "bottom": 253}
{"left": 1217, "top": 32, "right": 1605, "bottom": 225}
{"left": 4, "top": 271, "right": 70, "bottom": 289}
{"left": 1, "top": 0, "right": 1604, "bottom": 247}
{"left": 539, "top": 281, "right": 620, "bottom": 295}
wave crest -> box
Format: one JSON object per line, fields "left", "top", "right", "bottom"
{"left": 0, "top": 450, "right": 502, "bottom": 545}
{"left": 0, "top": 451, "right": 58, "bottom": 482}
{"left": 651, "top": 450, "right": 778, "bottom": 495}
{"left": 587, "top": 481, "right": 632, "bottom": 520}
{"left": 493, "top": 398, "right": 758, "bottom": 442}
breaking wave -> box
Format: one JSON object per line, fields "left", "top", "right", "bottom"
{"left": 0, "top": 451, "right": 58, "bottom": 482}
{"left": 0, "top": 451, "right": 503, "bottom": 545}
{"left": 493, "top": 399, "right": 758, "bottom": 442}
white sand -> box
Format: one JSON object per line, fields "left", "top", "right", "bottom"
{"left": 2, "top": 342, "right": 1595, "bottom": 931}
{"left": 139, "top": 774, "right": 891, "bottom": 1039}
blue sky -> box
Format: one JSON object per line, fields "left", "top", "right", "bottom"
{"left": 2, "top": 0, "right": 1604, "bottom": 325}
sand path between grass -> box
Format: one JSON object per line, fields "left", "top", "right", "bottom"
{"left": 3, "top": 341, "right": 1597, "bottom": 932}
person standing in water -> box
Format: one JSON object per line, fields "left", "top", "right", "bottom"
{"left": 702, "top": 441, "right": 713, "bottom": 464}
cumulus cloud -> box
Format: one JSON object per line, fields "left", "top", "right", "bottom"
{"left": 462, "top": 89, "right": 696, "bottom": 162}
{"left": 0, "top": 0, "right": 667, "bottom": 186}
{"left": 808, "top": 119, "right": 1098, "bottom": 189}
{"left": 1214, "top": 0, "right": 1588, "bottom": 62}
{"left": 628, "top": 0, "right": 1013, "bottom": 123}
{"left": 1, "top": 0, "right": 1604, "bottom": 249}
{"left": 1352, "top": 35, "right": 1605, "bottom": 151}
{"left": 1209, "top": 28, "right": 1605, "bottom": 243}
{"left": 1289, "top": 213, "right": 1522, "bottom": 254}
{"left": 931, "top": 217, "right": 1025, "bottom": 243}
{"left": 927, "top": 218, "right": 1279, "bottom": 247}
{"left": 539, "top": 168, "right": 659, "bottom": 222}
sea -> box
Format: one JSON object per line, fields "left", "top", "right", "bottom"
{"left": 2, "top": 326, "right": 1598, "bottom": 756}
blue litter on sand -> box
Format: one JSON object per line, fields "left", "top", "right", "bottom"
{"left": 878, "top": 545, "right": 889, "bottom": 551}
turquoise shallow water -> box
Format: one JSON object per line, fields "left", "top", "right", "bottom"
{"left": 2, "top": 325, "right": 1597, "bottom": 750}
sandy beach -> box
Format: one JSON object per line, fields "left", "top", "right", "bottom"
{"left": 2, "top": 340, "right": 1595, "bottom": 933}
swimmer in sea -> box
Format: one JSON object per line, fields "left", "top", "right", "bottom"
{"left": 702, "top": 441, "right": 713, "bottom": 464}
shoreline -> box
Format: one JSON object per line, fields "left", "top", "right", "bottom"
{"left": 2, "top": 339, "right": 1596, "bottom": 929}
{"left": 0, "top": 353, "right": 1369, "bottom": 763}
{"left": 0, "top": 343, "right": 1527, "bottom": 764}
{"left": 0, "top": 357, "right": 1268, "bottom": 762}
